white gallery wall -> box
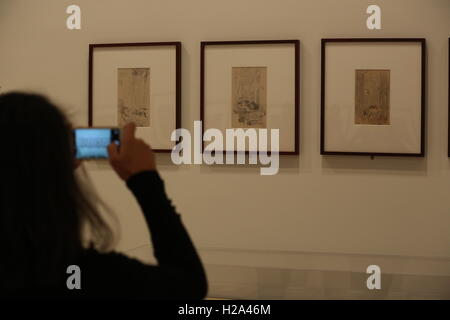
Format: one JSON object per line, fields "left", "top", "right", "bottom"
{"left": 1, "top": 0, "right": 450, "bottom": 299}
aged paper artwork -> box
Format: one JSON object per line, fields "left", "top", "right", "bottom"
{"left": 232, "top": 67, "right": 267, "bottom": 128}
{"left": 118, "top": 68, "right": 150, "bottom": 127}
{"left": 355, "top": 69, "right": 390, "bottom": 125}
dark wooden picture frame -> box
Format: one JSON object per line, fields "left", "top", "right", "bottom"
{"left": 320, "top": 38, "right": 426, "bottom": 157}
{"left": 200, "top": 40, "right": 300, "bottom": 155}
{"left": 88, "top": 42, "right": 182, "bottom": 153}
{"left": 448, "top": 38, "right": 450, "bottom": 157}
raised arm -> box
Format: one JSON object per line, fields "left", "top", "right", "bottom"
{"left": 106, "top": 123, "right": 207, "bottom": 299}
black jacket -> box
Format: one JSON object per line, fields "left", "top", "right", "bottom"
{"left": 3, "top": 170, "right": 208, "bottom": 299}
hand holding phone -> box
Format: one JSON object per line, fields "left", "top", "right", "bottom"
{"left": 108, "top": 123, "right": 156, "bottom": 181}
{"left": 73, "top": 128, "right": 120, "bottom": 159}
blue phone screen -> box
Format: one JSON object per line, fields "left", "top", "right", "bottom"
{"left": 74, "top": 128, "right": 120, "bottom": 159}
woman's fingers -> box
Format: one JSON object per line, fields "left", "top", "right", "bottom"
{"left": 108, "top": 122, "right": 156, "bottom": 180}
{"left": 119, "top": 122, "right": 136, "bottom": 155}
{"left": 107, "top": 142, "right": 119, "bottom": 160}
{"left": 122, "top": 122, "right": 136, "bottom": 143}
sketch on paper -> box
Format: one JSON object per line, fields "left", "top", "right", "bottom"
{"left": 232, "top": 67, "right": 267, "bottom": 128}
{"left": 118, "top": 68, "right": 150, "bottom": 127}
{"left": 355, "top": 69, "right": 390, "bottom": 125}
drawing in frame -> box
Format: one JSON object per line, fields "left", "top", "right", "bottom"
{"left": 320, "top": 38, "right": 426, "bottom": 157}
{"left": 89, "top": 42, "right": 181, "bottom": 152}
{"left": 201, "top": 40, "right": 300, "bottom": 155}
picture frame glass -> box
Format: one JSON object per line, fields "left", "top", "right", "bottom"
{"left": 322, "top": 41, "right": 424, "bottom": 155}
{"left": 91, "top": 45, "right": 178, "bottom": 151}
{"left": 203, "top": 42, "right": 298, "bottom": 153}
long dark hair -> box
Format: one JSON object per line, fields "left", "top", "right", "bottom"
{"left": 0, "top": 92, "right": 115, "bottom": 289}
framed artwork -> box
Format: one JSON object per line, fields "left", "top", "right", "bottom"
{"left": 321, "top": 38, "right": 426, "bottom": 156}
{"left": 201, "top": 40, "right": 300, "bottom": 155}
{"left": 89, "top": 42, "right": 181, "bottom": 152}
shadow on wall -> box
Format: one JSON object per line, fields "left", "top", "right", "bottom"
{"left": 126, "top": 245, "right": 450, "bottom": 299}
{"left": 85, "top": 153, "right": 182, "bottom": 172}
{"left": 206, "top": 264, "right": 450, "bottom": 300}
{"left": 199, "top": 155, "right": 300, "bottom": 175}
{"left": 321, "top": 156, "right": 428, "bottom": 177}
{"left": 151, "top": 152, "right": 429, "bottom": 176}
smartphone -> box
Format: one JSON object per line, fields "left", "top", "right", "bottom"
{"left": 73, "top": 128, "right": 120, "bottom": 159}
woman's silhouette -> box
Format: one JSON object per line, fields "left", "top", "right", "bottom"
{"left": 0, "top": 92, "right": 207, "bottom": 299}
